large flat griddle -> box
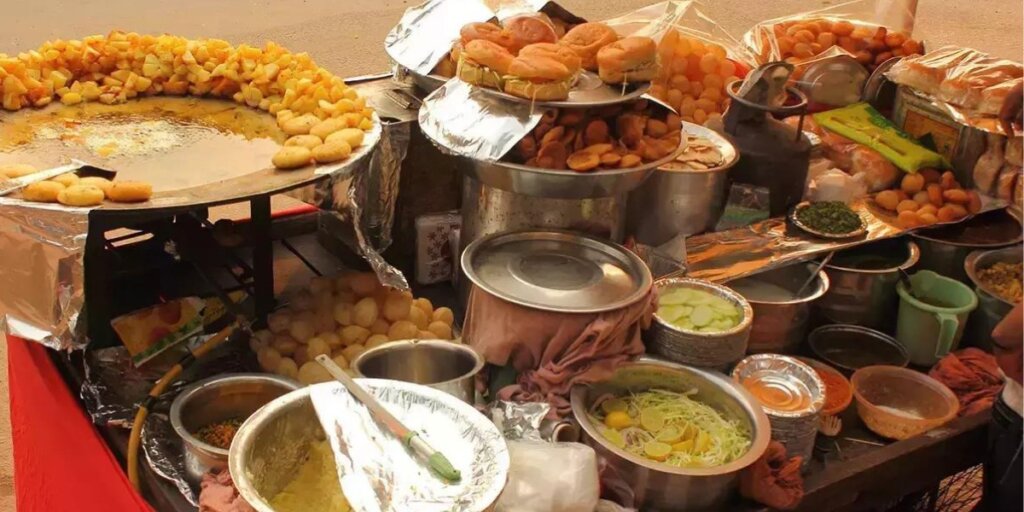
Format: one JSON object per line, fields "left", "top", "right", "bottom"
{"left": 0, "top": 96, "right": 381, "bottom": 215}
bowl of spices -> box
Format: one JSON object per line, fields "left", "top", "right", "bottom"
{"left": 790, "top": 201, "right": 867, "bottom": 239}
{"left": 170, "top": 373, "right": 300, "bottom": 482}
{"left": 796, "top": 357, "right": 853, "bottom": 416}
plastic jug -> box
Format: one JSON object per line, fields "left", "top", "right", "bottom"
{"left": 895, "top": 270, "right": 978, "bottom": 366}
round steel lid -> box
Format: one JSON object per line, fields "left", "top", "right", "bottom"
{"left": 462, "top": 230, "right": 652, "bottom": 313}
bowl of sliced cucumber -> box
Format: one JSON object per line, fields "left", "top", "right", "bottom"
{"left": 645, "top": 277, "right": 753, "bottom": 370}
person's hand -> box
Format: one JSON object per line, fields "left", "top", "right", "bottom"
{"left": 992, "top": 303, "right": 1023, "bottom": 384}
{"left": 998, "top": 81, "right": 1024, "bottom": 136}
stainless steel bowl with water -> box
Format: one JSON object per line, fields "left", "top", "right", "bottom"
{"left": 817, "top": 238, "right": 920, "bottom": 330}
{"left": 570, "top": 359, "right": 770, "bottom": 511}
{"left": 352, "top": 339, "right": 484, "bottom": 404}
{"left": 725, "top": 263, "right": 830, "bottom": 354}
{"left": 169, "top": 373, "right": 299, "bottom": 482}
{"left": 964, "top": 246, "right": 1023, "bottom": 350}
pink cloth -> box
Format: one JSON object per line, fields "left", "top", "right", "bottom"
{"left": 464, "top": 287, "right": 657, "bottom": 417}
{"left": 199, "top": 470, "right": 256, "bottom": 512}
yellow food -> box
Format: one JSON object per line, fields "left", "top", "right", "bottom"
{"left": 269, "top": 440, "right": 350, "bottom": 512}
{"left": 326, "top": 128, "right": 365, "bottom": 149}
{"left": 896, "top": 199, "right": 919, "bottom": 213}
{"left": 272, "top": 334, "right": 299, "bottom": 356}
{"left": 51, "top": 173, "right": 80, "bottom": 188}
{"left": 341, "top": 343, "right": 366, "bottom": 363}
{"left": 427, "top": 321, "right": 453, "bottom": 340}
{"left": 107, "top": 181, "right": 153, "bottom": 202}
{"left": 900, "top": 173, "right": 925, "bottom": 194}
{"left": 281, "top": 114, "right": 320, "bottom": 135}
{"left": 407, "top": 306, "right": 429, "bottom": 330}
{"left": 387, "top": 320, "right": 419, "bottom": 341}
{"left": 365, "top": 334, "right": 390, "bottom": 349}
{"left": 311, "top": 140, "right": 352, "bottom": 164}
{"left": 382, "top": 294, "right": 412, "bottom": 322}
{"left": 413, "top": 297, "right": 433, "bottom": 316}
{"left": 272, "top": 146, "right": 313, "bottom": 170}
{"left": 339, "top": 325, "right": 371, "bottom": 346}
{"left": 604, "top": 411, "right": 632, "bottom": 429}
{"left": 310, "top": 118, "right": 346, "bottom": 140}
{"left": 352, "top": 297, "right": 379, "bottom": 328}
{"left": 977, "top": 262, "right": 1023, "bottom": 303}
{"left": 275, "top": 358, "right": 299, "bottom": 379}
{"left": 432, "top": 307, "right": 455, "bottom": 326}
{"left": 78, "top": 177, "right": 113, "bottom": 195}
{"left": 875, "top": 189, "right": 900, "bottom": 211}
{"left": 257, "top": 346, "right": 283, "bottom": 372}
{"left": 57, "top": 184, "right": 104, "bottom": 206}
{"left": 21, "top": 181, "right": 65, "bottom": 202}
{"left": 306, "top": 337, "right": 331, "bottom": 359}
{"left": 284, "top": 134, "right": 323, "bottom": 149}
{"left": 0, "top": 164, "right": 37, "bottom": 178}
{"left": 297, "top": 361, "right": 332, "bottom": 385}
{"left": 649, "top": 30, "right": 744, "bottom": 125}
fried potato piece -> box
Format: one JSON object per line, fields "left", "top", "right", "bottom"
{"left": 78, "top": 177, "right": 113, "bottom": 196}
{"left": 285, "top": 134, "right": 323, "bottom": 150}
{"left": 567, "top": 151, "right": 600, "bottom": 172}
{"left": 52, "top": 173, "right": 79, "bottom": 188}
{"left": 22, "top": 181, "right": 65, "bottom": 202}
{"left": 312, "top": 140, "right": 352, "bottom": 164}
{"left": 309, "top": 118, "right": 346, "bottom": 140}
{"left": 325, "top": 128, "right": 365, "bottom": 149}
{"left": 280, "top": 114, "right": 320, "bottom": 136}
{"left": 57, "top": 185, "right": 105, "bottom": 206}
{"left": 272, "top": 146, "right": 313, "bottom": 170}
{"left": 107, "top": 181, "right": 153, "bottom": 203}
{"left": 0, "top": 164, "right": 37, "bottom": 179}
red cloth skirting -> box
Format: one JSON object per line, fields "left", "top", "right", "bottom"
{"left": 8, "top": 336, "right": 153, "bottom": 512}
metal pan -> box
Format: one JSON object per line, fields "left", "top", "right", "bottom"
{"left": 473, "top": 71, "right": 651, "bottom": 108}
{"left": 789, "top": 201, "right": 868, "bottom": 239}
{"left": 0, "top": 97, "right": 381, "bottom": 216}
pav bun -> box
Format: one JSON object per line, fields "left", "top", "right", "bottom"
{"left": 460, "top": 22, "right": 515, "bottom": 50}
{"left": 504, "top": 55, "right": 573, "bottom": 101}
{"left": 518, "top": 43, "right": 581, "bottom": 74}
{"left": 458, "top": 39, "right": 515, "bottom": 88}
{"left": 596, "top": 36, "right": 658, "bottom": 84}
{"left": 559, "top": 23, "right": 619, "bottom": 71}
{"left": 503, "top": 15, "right": 558, "bottom": 53}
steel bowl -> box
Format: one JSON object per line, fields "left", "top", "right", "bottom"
{"left": 789, "top": 201, "right": 867, "bottom": 239}
{"left": 912, "top": 210, "right": 1022, "bottom": 283}
{"left": 352, "top": 339, "right": 484, "bottom": 404}
{"left": 570, "top": 359, "right": 770, "bottom": 511}
{"left": 817, "top": 238, "right": 920, "bottom": 330}
{"left": 229, "top": 383, "right": 509, "bottom": 512}
{"left": 169, "top": 373, "right": 299, "bottom": 483}
{"left": 626, "top": 123, "right": 739, "bottom": 244}
{"left": 964, "top": 246, "right": 1023, "bottom": 350}
{"left": 807, "top": 324, "right": 910, "bottom": 374}
{"left": 646, "top": 277, "right": 753, "bottom": 370}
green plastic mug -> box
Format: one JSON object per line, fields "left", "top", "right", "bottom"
{"left": 896, "top": 270, "right": 978, "bottom": 366}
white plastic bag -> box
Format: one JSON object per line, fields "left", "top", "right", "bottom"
{"left": 495, "top": 441, "right": 599, "bottom": 512}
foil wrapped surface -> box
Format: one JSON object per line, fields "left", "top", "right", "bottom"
{"left": 0, "top": 201, "right": 88, "bottom": 350}
{"left": 683, "top": 196, "right": 1009, "bottom": 283}
{"left": 384, "top": 0, "right": 495, "bottom": 75}
{"left": 142, "top": 413, "right": 199, "bottom": 506}
{"left": 490, "top": 400, "right": 549, "bottom": 441}
{"left": 310, "top": 379, "right": 509, "bottom": 512}
{"left": 419, "top": 80, "right": 542, "bottom": 162}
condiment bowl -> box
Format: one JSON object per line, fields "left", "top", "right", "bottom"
{"left": 796, "top": 357, "right": 853, "bottom": 416}
{"left": 851, "top": 366, "right": 959, "bottom": 440}
{"left": 169, "top": 373, "right": 299, "bottom": 483}
{"left": 646, "top": 277, "right": 753, "bottom": 369}
{"left": 808, "top": 324, "right": 910, "bottom": 374}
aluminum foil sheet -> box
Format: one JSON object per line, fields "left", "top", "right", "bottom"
{"left": 419, "top": 80, "right": 542, "bottom": 162}
{"left": 490, "top": 400, "right": 549, "bottom": 441}
{"left": 81, "top": 347, "right": 175, "bottom": 427}
{"left": 0, "top": 200, "right": 88, "bottom": 350}
{"left": 142, "top": 412, "right": 199, "bottom": 506}
{"left": 682, "top": 196, "right": 1009, "bottom": 283}
{"left": 310, "top": 380, "right": 509, "bottom": 512}
{"left": 384, "top": 0, "right": 495, "bottom": 75}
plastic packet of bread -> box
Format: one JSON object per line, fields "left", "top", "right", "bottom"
{"left": 886, "top": 46, "right": 1023, "bottom": 134}
{"left": 743, "top": 0, "right": 921, "bottom": 78}
{"left": 111, "top": 297, "right": 204, "bottom": 367}
{"left": 601, "top": 1, "right": 756, "bottom": 125}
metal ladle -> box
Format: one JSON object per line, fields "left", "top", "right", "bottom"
{"left": 796, "top": 252, "right": 833, "bottom": 298}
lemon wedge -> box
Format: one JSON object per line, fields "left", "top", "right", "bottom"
{"left": 602, "top": 428, "right": 627, "bottom": 449}
{"left": 644, "top": 441, "right": 673, "bottom": 462}
{"left": 655, "top": 425, "right": 684, "bottom": 444}
{"left": 600, "top": 398, "right": 628, "bottom": 415}
{"left": 640, "top": 408, "right": 665, "bottom": 432}
{"left": 671, "top": 439, "right": 695, "bottom": 453}
{"left": 604, "top": 411, "right": 632, "bottom": 429}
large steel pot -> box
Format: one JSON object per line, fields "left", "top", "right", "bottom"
{"left": 964, "top": 246, "right": 1023, "bottom": 350}
{"left": 169, "top": 373, "right": 299, "bottom": 483}
{"left": 725, "top": 263, "right": 830, "bottom": 354}
{"left": 817, "top": 238, "right": 920, "bottom": 331}
{"left": 352, "top": 339, "right": 484, "bottom": 404}
{"left": 912, "top": 210, "right": 1022, "bottom": 284}
{"left": 626, "top": 123, "right": 739, "bottom": 244}
{"left": 570, "top": 359, "right": 770, "bottom": 511}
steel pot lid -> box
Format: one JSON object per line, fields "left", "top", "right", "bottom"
{"left": 462, "top": 230, "right": 652, "bottom": 313}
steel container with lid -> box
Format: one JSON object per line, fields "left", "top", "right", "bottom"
{"left": 461, "top": 230, "right": 653, "bottom": 314}
{"left": 912, "top": 210, "right": 1023, "bottom": 284}
{"left": 732, "top": 354, "right": 824, "bottom": 470}
{"left": 816, "top": 238, "right": 920, "bottom": 330}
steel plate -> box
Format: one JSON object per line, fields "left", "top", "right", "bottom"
{"left": 789, "top": 201, "right": 868, "bottom": 239}
{"left": 0, "top": 96, "right": 381, "bottom": 215}
{"left": 472, "top": 71, "right": 651, "bottom": 108}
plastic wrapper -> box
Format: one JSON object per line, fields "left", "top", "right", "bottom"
{"left": 806, "top": 167, "right": 868, "bottom": 204}
{"left": 714, "top": 183, "right": 771, "bottom": 231}
{"left": 601, "top": 1, "right": 755, "bottom": 124}
{"left": 309, "top": 380, "right": 509, "bottom": 512}
{"left": 111, "top": 297, "right": 205, "bottom": 367}
{"left": 495, "top": 441, "right": 599, "bottom": 512}
{"left": 743, "top": 0, "right": 922, "bottom": 77}
{"left": 415, "top": 211, "right": 462, "bottom": 285}
{"left": 886, "top": 46, "right": 1023, "bottom": 134}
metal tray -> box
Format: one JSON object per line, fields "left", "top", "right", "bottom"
{"left": 406, "top": 68, "right": 449, "bottom": 94}
{"left": 0, "top": 96, "right": 381, "bottom": 216}
{"left": 472, "top": 71, "right": 651, "bottom": 108}
{"left": 789, "top": 201, "right": 868, "bottom": 239}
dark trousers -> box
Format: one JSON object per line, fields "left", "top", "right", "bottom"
{"left": 980, "top": 393, "right": 1023, "bottom": 512}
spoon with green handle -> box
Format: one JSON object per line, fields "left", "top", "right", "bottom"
{"left": 314, "top": 355, "right": 462, "bottom": 483}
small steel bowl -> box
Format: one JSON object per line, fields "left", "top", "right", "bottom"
{"left": 646, "top": 277, "right": 753, "bottom": 369}
{"left": 169, "top": 373, "right": 299, "bottom": 483}
{"left": 789, "top": 201, "right": 868, "bottom": 239}
{"left": 808, "top": 324, "right": 910, "bottom": 374}
{"left": 352, "top": 339, "right": 484, "bottom": 404}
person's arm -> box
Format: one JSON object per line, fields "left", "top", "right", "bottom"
{"left": 992, "top": 302, "right": 1023, "bottom": 384}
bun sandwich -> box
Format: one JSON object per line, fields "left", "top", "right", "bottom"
{"left": 596, "top": 36, "right": 658, "bottom": 84}
{"left": 559, "top": 23, "right": 619, "bottom": 71}
{"left": 503, "top": 15, "right": 558, "bottom": 53}
{"left": 504, "top": 54, "right": 573, "bottom": 101}
{"left": 457, "top": 39, "right": 515, "bottom": 88}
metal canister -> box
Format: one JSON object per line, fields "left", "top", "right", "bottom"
{"left": 646, "top": 277, "right": 753, "bottom": 370}
{"left": 732, "top": 354, "right": 824, "bottom": 470}
{"left": 817, "top": 238, "right": 920, "bottom": 330}
{"left": 725, "top": 263, "right": 830, "bottom": 354}
{"left": 626, "top": 123, "right": 739, "bottom": 244}
{"left": 964, "top": 246, "right": 1023, "bottom": 350}
{"left": 912, "top": 211, "right": 1023, "bottom": 284}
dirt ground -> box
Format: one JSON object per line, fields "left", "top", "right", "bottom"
{"left": 0, "top": 0, "right": 1020, "bottom": 510}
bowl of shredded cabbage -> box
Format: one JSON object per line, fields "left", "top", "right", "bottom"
{"left": 570, "top": 359, "right": 771, "bottom": 511}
